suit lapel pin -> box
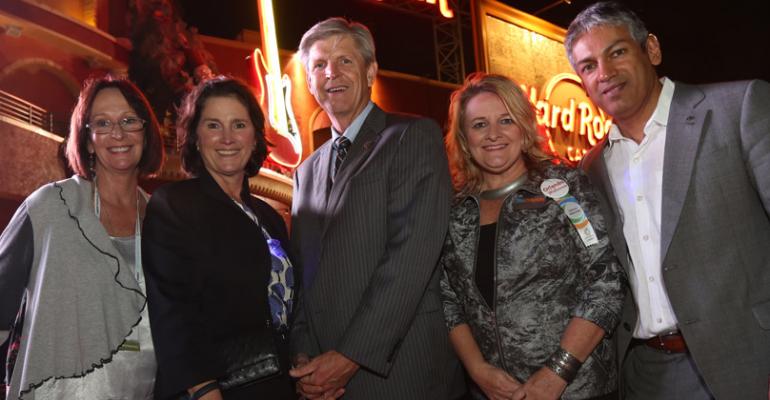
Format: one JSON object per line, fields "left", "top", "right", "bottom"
{"left": 363, "top": 136, "right": 380, "bottom": 152}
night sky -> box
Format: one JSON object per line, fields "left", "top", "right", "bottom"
{"left": 521, "top": 0, "right": 770, "bottom": 84}
{"left": 179, "top": 0, "right": 770, "bottom": 84}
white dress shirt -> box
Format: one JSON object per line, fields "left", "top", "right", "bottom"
{"left": 604, "top": 78, "right": 678, "bottom": 339}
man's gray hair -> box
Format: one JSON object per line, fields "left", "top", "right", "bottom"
{"left": 298, "top": 17, "right": 376, "bottom": 71}
{"left": 565, "top": 1, "right": 649, "bottom": 67}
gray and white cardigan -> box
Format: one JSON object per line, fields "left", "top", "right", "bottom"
{"left": 0, "top": 176, "right": 145, "bottom": 400}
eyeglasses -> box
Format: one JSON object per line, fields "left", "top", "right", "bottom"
{"left": 86, "top": 116, "right": 146, "bottom": 135}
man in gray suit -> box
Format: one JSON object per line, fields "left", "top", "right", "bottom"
{"left": 565, "top": 2, "right": 770, "bottom": 399}
{"left": 288, "top": 17, "right": 462, "bottom": 399}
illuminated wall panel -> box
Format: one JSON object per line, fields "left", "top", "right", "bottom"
{"left": 474, "top": 0, "right": 610, "bottom": 161}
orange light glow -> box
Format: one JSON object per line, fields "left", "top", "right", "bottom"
{"left": 256, "top": 0, "right": 302, "bottom": 168}
{"left": 377, "top": 0, "right": 454, "bottom": 18}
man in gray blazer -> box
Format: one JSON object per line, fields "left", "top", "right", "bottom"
{"left": 565, "top": 2, "right": 770, "bottom": 399}
{"left": 288, "top": 17, "right": 462, "bottom": 399}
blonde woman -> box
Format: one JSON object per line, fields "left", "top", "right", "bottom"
{"left": 440, "top": 73, "right": 625, "bottom": 400}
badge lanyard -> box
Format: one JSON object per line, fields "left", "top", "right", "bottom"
{"left": 93, "top": 178, "right": 143, "bottom": 283}
{"left": 94, "top": 179, "right": 145, "bottom": 352}
{"left": 232, "top": 198, "right": 294, "bottom": 329}
{"left": 541, "top": 178, "right": 599, "bottom": 247}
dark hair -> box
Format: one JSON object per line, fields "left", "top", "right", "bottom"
{"left": 177, "top": 76, "right": 268, "bottom": 177}
{"left": 66, "top": 75, "right": 164, "bottom": 179}
{"left": 565, "top": 1, "right": 649, "bottom": 67}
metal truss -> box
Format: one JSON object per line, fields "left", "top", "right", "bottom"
{"left": 372, "top": 0, "right": 467, "bottom": 84}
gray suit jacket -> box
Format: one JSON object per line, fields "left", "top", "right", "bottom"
{"left": 290, "top": 105, "right": 463, "bottom": 399}
{"left": 582, "top": 80, "right": 770, "bottom": 399}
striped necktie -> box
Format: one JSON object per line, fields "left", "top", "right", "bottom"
{"left": 333, "top": 136, "right": 352, "bottom": 175}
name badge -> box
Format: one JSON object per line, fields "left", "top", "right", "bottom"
{"left": 540, "top": 179, "right": 599, "bottom": 247}
{"left": 119, "top": 339, "right": 141, "bottom": 352}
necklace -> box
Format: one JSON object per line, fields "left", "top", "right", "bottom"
{"left": 479, "top": 173, "right": 528, "bottom": 200}
{"left": 93, "top": 177, "right": 143, "bottom": 283}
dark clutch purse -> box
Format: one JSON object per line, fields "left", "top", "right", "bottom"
{"left": 217, "top": 329, "right": 281, "bottom": 390}
{"left": 175, "top": 330, "right": 282, "bottom": 400}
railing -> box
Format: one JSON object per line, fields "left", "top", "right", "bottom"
{"left": 0, "top": 90, "right": 185, "bottom": 148}
{"left": 0, "top": 89, "right": 66, "bottom": 135}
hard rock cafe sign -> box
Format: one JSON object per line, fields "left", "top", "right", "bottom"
{"left": 522, "top": 73, "right": 612, "bottom": 162}
{"left": 471, "top": 0, "right": 614, "bottom": 162}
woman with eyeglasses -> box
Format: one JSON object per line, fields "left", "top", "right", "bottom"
{"left": 0, "top": 75, "right": 164, "bottom": 400}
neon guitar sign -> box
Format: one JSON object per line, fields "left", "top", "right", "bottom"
{"left": 255, "top": 0, "right": 302, "bottom": 168}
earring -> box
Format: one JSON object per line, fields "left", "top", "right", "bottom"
{"left": 88, "top": 152, "right": 96, "bottom": 177}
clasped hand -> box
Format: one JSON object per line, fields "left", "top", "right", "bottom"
{"left": 289, "top": 351, "right": 359, "bottom": 399}
{"left": 512, "top": 367, "right": 568, "bottom": 400}
{"left": 470, "top": 362, "right": 524, "bottom": 400}
{"left": 471, "top": 363, "right": 566, "bottom": 400}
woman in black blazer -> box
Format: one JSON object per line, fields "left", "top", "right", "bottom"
{"left": 142, "top": 76, "right": 295, "bottom": 400}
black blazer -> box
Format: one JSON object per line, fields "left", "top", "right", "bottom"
{"left": 142, "top": 169, "right": 293, "bottom": 399}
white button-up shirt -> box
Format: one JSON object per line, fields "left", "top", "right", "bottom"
{"left": 604, "top": 78, "right": 678, "bottom": 339}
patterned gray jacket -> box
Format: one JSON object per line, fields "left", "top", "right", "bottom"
{"left": 440, "top": 162, "right": 626, "bottom": 399}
